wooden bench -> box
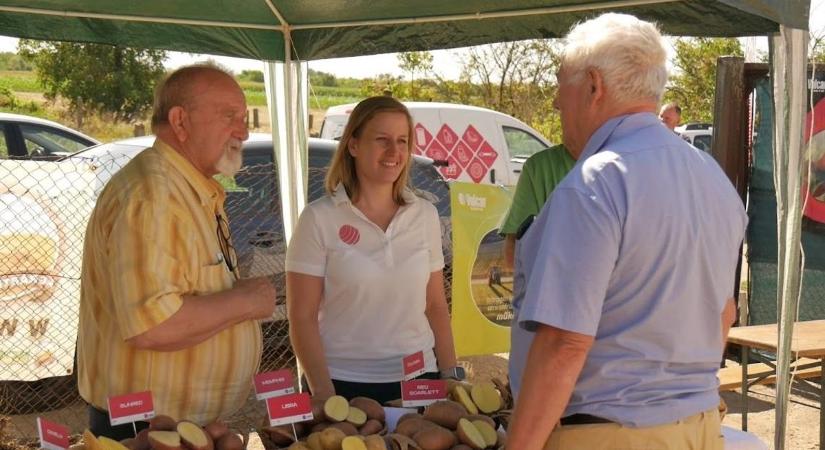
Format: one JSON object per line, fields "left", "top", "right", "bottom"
{"left": 718, "top": 358, "right": 822, "bottom": 391}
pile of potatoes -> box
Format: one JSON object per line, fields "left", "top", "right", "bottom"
{"left": 74, "top": 415, "right": 244, "bottom": 450}
{"left": 264, "top": 379, "right": 509, "bottom": 450}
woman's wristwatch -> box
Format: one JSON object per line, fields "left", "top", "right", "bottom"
{"left": 439, "top": 366, "right": 466, "bottom": 380}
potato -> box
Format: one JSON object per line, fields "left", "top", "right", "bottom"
{"left": 133, "top": 429, "right": 151, "bottom": 450}
{"left": 263, "top": 424, "right": 297, "bottom": 446}
{"left": 396, "top": 413, "right": 422, "bottom": 425}
{"left": 463, "top": 415, "right": 494, "bottom": 430}
{"left": 120, "top": 438, "right": 136, "bottom": 450}
{"left": 148, "top": 431, "right": 182, "bottom": 450}
{"left": 455, "top": 419, "right": 485, "bottom": 450}
{"left": 387, "top": 434, "right": 421, "bottom": 450}
{"left": 305, "top": 432, "right": 324, "bottom": 450}
{"left": 324, "top": 396, "right": 351, "bottom": 422}
{"left": 394, "top": 418, "right": 434, "bottom": 438}
{"left": 449, "top": 386, "right": 478, "bottom": 416}
{"left": 349, "top": 397, "right": 385, "bottom": 422}
{"left": 412, "top": 425, "right": 457, "bottom": 450}
{"left": 319, "top": 427, "right": 347, "bottom": 450}
{"left": 98, "top": 437, "right": 130, "bottom": 450}
{"left": 448, "top": 446, "right": 473, "bottom": 450}
{"left": 149, "top": 416, "right": 178, "bottom": 432}
{"left": 358, "top": 419, "right": 384, "bottom": 436}
{"left": 214, "top": 434, "right": 243, "bottom": 450}
{"left": 422, "top": 401, "right": 467, "bottom": 430}
{"left": 328, "top": 421, "right": 360, "bottom": 436}
{"left": 346, "top": 407, "right": 368, "bottom": 427}
{"left": 469, "top": 382, "right": 501, "bottom": 414}
{"left": 469, "top": 420, "right": 496, "bottom": 447}
{"left": 363, "top": 435, "right": 388, "bottom": 450}
{"left": 203, "top": 422, "right": 229, "bottom": 442}
{"left": 308, "top": 397, "right": 328, "bottom": 426}
{"left": 341, "top": 436, "right": 368, "bottom": 450}
{"left": 288, "top": 443, "right": 312, "bottom": 450}
{"left": 70, "top": 444, "right": 87, "bottom": 450}
{"left": 311, "top": 422, "right": 331, "bottom": 433}
{"left": 177, "top": 421, "right": 213, "bottom": 450}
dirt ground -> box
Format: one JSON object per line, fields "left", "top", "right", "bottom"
{"left": 2, "top": 354, "right": 821, "bottom": 449}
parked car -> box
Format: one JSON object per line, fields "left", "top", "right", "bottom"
{"left": 0, "top": 112, "right": 99, "bottom": 160}
{"left": 676, "top": 122, "right": 713, "bottom": 153}
{"left": 321, "top": 102, "right": 555, "bottom": 186}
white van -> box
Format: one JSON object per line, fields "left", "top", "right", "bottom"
{"left": 320, "top": 102, "right": 554, "bottom": 186}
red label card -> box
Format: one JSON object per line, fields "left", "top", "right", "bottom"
{"left": 107, "top": 391, "right": 155, "bottom": 426}
{"left": 402, "top": 351, "right": 426, "bottom": 381}
{"left": 37, "top": 417, "right": 69, "bottom": 450}
{"left": 266, "top": 392, "right": 314, "bottom": 426}
{"left": 401, "top": 379, "right": 447, "bottom": 407}
{"left": 254, "top": 370, "right": 295, "bottom": 400}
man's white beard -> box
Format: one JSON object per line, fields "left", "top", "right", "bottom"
{"left": 215, "top": 141, "right": 243, "bottom": 177}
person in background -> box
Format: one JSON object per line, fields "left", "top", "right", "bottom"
{"left": 659, "top": 102, "right": 682, "bottom": 131}
{"left": 498, "top": 143, "right": 575, "bottom": 399}
{"left": 506, "top": 13, "right": 746, "bottom": 450}
{"left": 77, "top": 64, "right": 277, "bottom": 439}
{"left": 286, "top": 96, "right": 461, "bottom": 404}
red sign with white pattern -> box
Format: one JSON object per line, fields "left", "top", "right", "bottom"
{"left": 401, "top": 380, "right": 447, "bottom": 407}
{"left": 477, "top": 141, "right": 498, "bottom": 168}
{"left": 452, "top": 141, "right": 473, "bottom": 168}
{"left": 266, "top": 392, "right": 314, "bottom": 426}
{"left": 107, "top": 391, "right": 155, "bottom": 426}
{"left": 37, "top": 417, "right": 69, "bottom": 450}
{"left": 439, "top": 155, "right": 463, "bottom": 180}
{"left": 414, "top": 123, "right": 432, "bottom": 153}
{"left": 436, "top": 124, "right": 459, "bottom": 151}
{"left": 402, "top": 351, "right": 426, "bottom": 381}
{"left": 425, "top": 140, "right": 449, "bottom": 161}
{"left": 467, "top": 158, "right": 488, "bottom": 184}
{"left": 254, "top": 369, "right": 295, "bottom": 401}
{"left": 462, "top": 125, "right": 483, "bottom": 151}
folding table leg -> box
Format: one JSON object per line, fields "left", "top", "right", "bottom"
{"left": 742, "top": 345, "right": 749, "bottom": 431}
{"left": 820, "top": 358, "right": 824, "bottom": 449}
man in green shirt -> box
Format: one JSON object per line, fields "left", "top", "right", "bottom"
{"left": 499, "top": 143, "right": 576, "bottom": 268}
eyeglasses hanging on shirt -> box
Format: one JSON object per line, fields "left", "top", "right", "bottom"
{"left": 216, "top": 213, "right": 240, "bottom": 280}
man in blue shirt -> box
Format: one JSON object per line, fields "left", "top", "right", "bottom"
{"left": 506, "top": 13, "right": 747, "bottom": 450}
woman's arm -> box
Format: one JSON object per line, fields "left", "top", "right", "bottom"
{"left": 424, "top": 270, "right": 457, "bottom": 371}
{"left": 286, "top": 271, "right": 335, "bottom": 399}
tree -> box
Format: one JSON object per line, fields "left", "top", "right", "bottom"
{"left": 397, "top": 51, "right": 433, "bottom": 100}
{"left": 811, "top": 27, "right": 825, "bottom": 63}
{"left": 238, "top": 69, "right": 264, "bottom": 83}
{"left": 18, "top": 40, "right": 166, "bottom": 128}
{"left": 461, "top": 40, "right": 563, "bottom": 142}
{"left": 666, "top": 38, "right": 743, "bottom": 124}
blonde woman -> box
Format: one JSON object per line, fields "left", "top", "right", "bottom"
{"left": 286, "top": 96, "right": 459, "bottom": 403}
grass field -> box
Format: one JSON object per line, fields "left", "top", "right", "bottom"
{"left": 0, "top": 70, "right": 40, "bottom": 93}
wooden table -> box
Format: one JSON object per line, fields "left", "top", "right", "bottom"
{"left": 727, "top": 320, "right": 825, "bottom": 447}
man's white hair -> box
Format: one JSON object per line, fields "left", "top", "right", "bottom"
{"left": 561, "top": 13, "right": 668, "bottom": 105}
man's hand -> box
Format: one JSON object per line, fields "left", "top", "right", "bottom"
{"left": 235, "top": 276, "right": 278, "bottom": 320}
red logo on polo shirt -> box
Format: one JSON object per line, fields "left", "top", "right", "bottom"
{"left": 338, "top": 225, "right": 360, "bottom": 245}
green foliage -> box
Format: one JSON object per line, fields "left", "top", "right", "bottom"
{"left": 811, "top": 29, "right": 825, "bottom": 64}
{"left": 0, "top": 52, "right": 33, "bottom": 71}
{"left": 238, "top": 69, "right": 264, "bottom": 82}
{"left": 18, "top": 40, "right": 166, "bottom": 127}
{"left": 0, "top": 86, "right": 44, "bottom": 115}
{"left": 309, "top": 69, "right": 338, "bottom": 87}
{"left": 666, "top": 37, "right": 743, "bottom": 124}
{"left": 0, "top": 70, "right": 40, "bottom": 92}
{"left": 397, "top": 51, "right": 434, "bottom": 99}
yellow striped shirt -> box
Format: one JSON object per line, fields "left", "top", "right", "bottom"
{"left": 77, "top": 139, "right": 261, "bottom": 424}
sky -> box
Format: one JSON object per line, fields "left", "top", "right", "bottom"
{"left": 0, "top": 0, "right": 823, "bottom": 81}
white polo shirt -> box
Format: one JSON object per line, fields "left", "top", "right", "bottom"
{"left": 286, "top": 184, "right": 444, "bottom": 382}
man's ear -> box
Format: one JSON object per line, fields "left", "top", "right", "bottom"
{"left": 348, "top": 138, "right": 358, "bottom": 158}
{"left": 168, "top": 106, "right": 188, "bottom": 142}
{"left": 587, "top": 68, "right": 606, "bottom": 104}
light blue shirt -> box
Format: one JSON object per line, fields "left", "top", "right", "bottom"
{"left": 513, "top": 112, "right": 747, "bottom": 427}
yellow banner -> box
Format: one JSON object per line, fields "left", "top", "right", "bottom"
{"left": 450, "top": 182, "right": 513, "bottom": 356}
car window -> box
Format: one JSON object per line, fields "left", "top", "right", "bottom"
{"left": 19, "top": 123, "right": 93, "bottom": 157}
{"left": 502, "top": 126, "right": 547, "bottom": 158}
{"left": 694, "top": 135, "right": 712, "bottom": 153}
{"left": 0, "top": 123, "right": 8, "bottom": 158}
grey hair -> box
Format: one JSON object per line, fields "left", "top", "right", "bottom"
{"left": 561, "top": 13, "right": 668, "bottom": 105}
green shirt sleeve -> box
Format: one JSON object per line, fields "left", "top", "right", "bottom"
{"left": 499, "top": 144, "right": 575, "bottom": 235}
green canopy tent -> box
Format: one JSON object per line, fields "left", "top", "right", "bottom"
{"left": 0, "top": 1, "right": 811, "bottom": 447}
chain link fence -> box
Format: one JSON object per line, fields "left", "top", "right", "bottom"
{"left": 0, "top": 143, "right": 453, "bottom": 440}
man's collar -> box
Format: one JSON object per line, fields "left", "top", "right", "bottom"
{"left": 154, "top": 138, "right": 225, "bottom": 208}
{"left": 578, "top": 112, "right": 660, "bottom": 160}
